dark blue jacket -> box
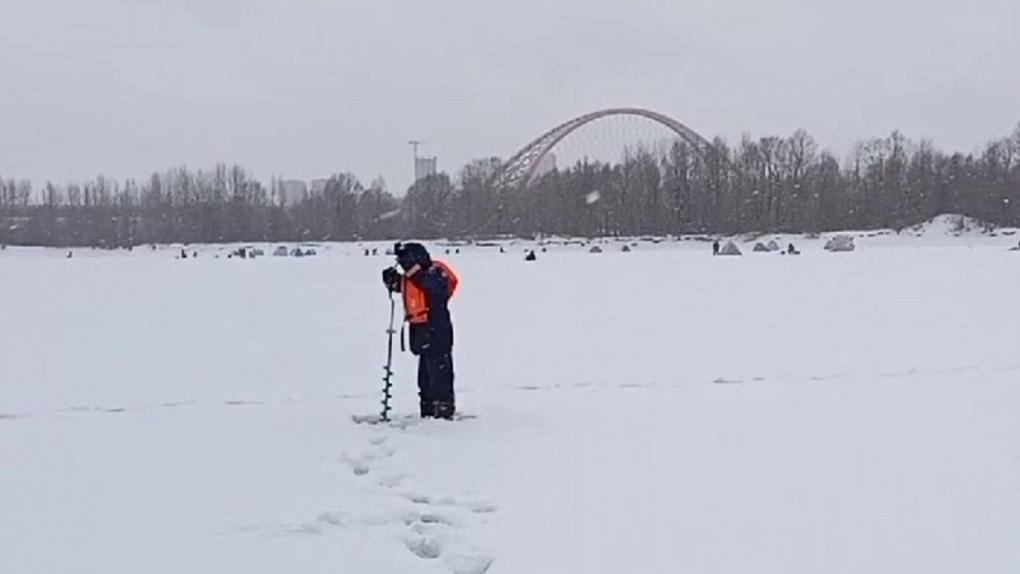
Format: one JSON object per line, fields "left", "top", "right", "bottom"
{"left": 407, "top": 265, "right": 453, "bottom": 355}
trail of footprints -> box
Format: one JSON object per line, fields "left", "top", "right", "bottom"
{"left": 342, "top": 430, "right": 496, "bottom": 574}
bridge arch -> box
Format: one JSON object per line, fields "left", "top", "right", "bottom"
{"left": 494, "top": 107, "right": 719, "bottom": 188}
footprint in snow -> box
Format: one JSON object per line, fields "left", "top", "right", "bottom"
{"left": 405, "top": 534, "right": 443, "bottom": 559}
{"left": 879, "top": 369, "right": 919, "bottom": 378}
{"left": 437, "top": 496, "right": 498, "bottom": 514}
{"left": 317, "top": 512, "right": 347, "bottom": 526}
{"left": 367, "top": 444, "right": 397, "bottom": 460}
{"left": 377, "top": 473, "right": 406, "bottom": 488}
{"left": 344, "top": 440, "right": 400, "bottom": 477}
{"left": 283, "top": 522, "right": 324, "bottom": 536}
{"left": 401, "top": 492, "right": 432, "bottom": 505}
{"left": 619, "top": 382, "right": 658, "bottom": 389}
{"left": 401, "top": 513, "right": 494, "bottom": 573}
{"left": 343, "top": 454, "right": 371, "bottom": 476}
{"left": 275, "top": 511, "right": 353, "bottom": 537}
{"left": 448, "top": 553, "right": 494, "bottom": 574}
{"left": 224, "top": 400, "right": 263, "bottom": 406}
{"left": 402, "top": 510, "right": 455, "bottom": 527}
{"left": 468, "top": 503, "right": 497, "bottom": 514}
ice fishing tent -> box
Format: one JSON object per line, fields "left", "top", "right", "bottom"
{"left": 752, "top": 242, "right": 770, "bottom": 252}
{"left": 824, "top": 235, "right": 855, "bottom": 252}
{"left": 766, "top": 240, "right": 781, "bottom": 252}
{"left": 589, "top": 245, "right": 603, "bottom": 254}
{"left": 719, "top": 241, "right": 742, "bottom": 256}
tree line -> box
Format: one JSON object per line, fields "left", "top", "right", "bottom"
{"left": 2, "top": 124, "right": 1018, "bottom": 247}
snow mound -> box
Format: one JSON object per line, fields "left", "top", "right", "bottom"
{"left": 911, "top": 214, "right": 994, "bottom": 236}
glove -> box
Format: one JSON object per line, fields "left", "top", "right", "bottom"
{"left": 382, "top": 267, "right": 401, "bottom": 292}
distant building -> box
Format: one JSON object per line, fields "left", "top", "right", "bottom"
{"left": 414, "top": 156, "right": 438, "bottom": 181}
{"left": 310, "top": 179, "right": 330, "bottom": 195}
{"left": 464, "top": 157, "right": 502, "bottom": 180}
{"left": 533, "top": 152, "right": 557, "bottom": 179}
{"left": 279, "top": 180, "right": 307, "bottom": 205}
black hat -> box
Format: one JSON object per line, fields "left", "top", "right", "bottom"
{"left": 394, "top": 242, "right": 431, "bottom": 271}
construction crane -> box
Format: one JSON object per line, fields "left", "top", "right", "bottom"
{"left": 408, "top": 140, "right": 424, "bottom": 159}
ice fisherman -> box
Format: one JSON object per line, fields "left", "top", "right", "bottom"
{"left": 382, "top": 242, "right": 460, "bottom": 419}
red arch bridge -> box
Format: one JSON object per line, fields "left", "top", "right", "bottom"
{"left": 492, "top": 107, "right": 720, "bottom": 188}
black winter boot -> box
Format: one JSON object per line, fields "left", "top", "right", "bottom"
{"left": 434, "top": 401, "right": 455, "bottom": 420}
{"left": 419, "top": 401, "right": 435, "bottom": 418}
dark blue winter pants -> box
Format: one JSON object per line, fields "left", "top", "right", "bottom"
{"left": 418, "top": 351, "right": 455, "bottom": 408}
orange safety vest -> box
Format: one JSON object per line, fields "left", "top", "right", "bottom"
{"left": 401, "top": 260, "right": 459, "bottom": 324}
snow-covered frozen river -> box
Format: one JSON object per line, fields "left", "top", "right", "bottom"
{"left": 2, "top": 227, "right": 1018, "bottom": 573}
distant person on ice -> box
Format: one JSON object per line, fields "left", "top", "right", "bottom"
{"left": 382, "top": 242, "right": 460, "bottom": 420}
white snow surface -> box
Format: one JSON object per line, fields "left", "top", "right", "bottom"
{"left": 2, "top": 226, "right": 1019, "bottom": 573}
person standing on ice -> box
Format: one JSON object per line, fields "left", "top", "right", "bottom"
{"left": 382, "top": 242, "right": 459, "bottom": 419}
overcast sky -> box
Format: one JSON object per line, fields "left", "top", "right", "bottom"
{"left": 1, "top": 0, "right": 1017, "bottom": 193}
